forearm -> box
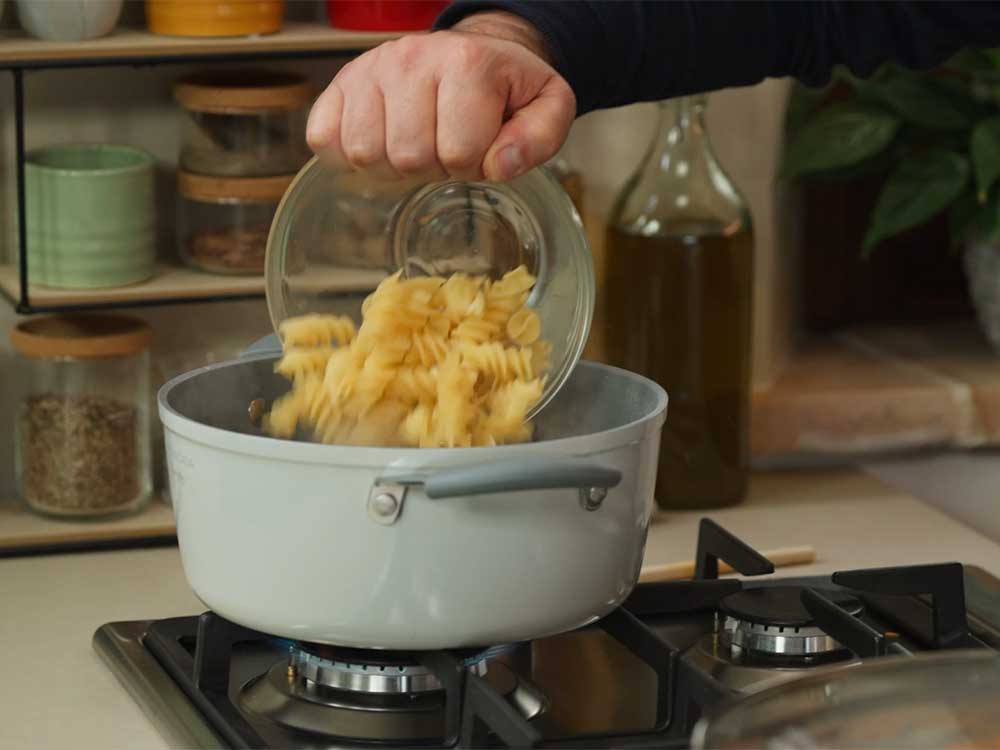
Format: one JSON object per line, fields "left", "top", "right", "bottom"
{"left": 437, "top": 1, "right": 1000, "bottom": 115}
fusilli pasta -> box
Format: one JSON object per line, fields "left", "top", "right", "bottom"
{"left": 264, "top": 265, "right": 548, "bottom": 448}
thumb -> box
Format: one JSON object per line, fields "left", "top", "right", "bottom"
{"left": 483, "top": 75, "right": 576, "bottom": 181}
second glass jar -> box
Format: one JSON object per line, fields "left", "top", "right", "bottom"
{"left": 603, "top": 96, "right": 754, "bottom": 510}
{"left": 178, "top": 172, "right": 292, "bottom": 275}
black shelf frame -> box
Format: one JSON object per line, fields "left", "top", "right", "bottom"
{"left": 2, "top": 45, "right": 376, "bottom": 315}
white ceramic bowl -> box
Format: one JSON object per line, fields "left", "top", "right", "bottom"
{"left": 17, "top": 0, "right": 123, "bottom": 41}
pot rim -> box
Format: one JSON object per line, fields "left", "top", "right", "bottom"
{"left": 158, "top": 357, "right": 668, "bottom": 468}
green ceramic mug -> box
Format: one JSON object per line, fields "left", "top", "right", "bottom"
{"left": 26, "top": 144, "right": 155, "bottom": 288}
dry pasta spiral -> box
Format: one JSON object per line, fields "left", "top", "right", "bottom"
{"left": 280, "top": 314, "right": 356, "bottom": 349}
{"left": 457, "top": 342, "right": 535, "bottom": 382}
{"left": 265, "top": 265, "right": 549, "bottom": 448}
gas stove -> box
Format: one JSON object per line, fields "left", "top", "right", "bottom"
{"left": 94, "top": 519, "right": 1000, "bottom": 748}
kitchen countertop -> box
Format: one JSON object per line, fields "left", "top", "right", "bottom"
{"left": 3, "top": 469, "right": 1000, "bottom": 750}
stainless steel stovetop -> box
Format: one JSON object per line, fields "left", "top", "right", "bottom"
{"left": 94, "top": 520, "right": 1000, "bottom": 749}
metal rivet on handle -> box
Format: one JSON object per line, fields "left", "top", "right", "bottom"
{"left": 579, "top": 486, "right": 607, "bottom": 511}
{"left": 368, "top": 484, "right": 407, "bottom": 525}
{"left": 371, "top": 493, "right": 399, "bottom": 517}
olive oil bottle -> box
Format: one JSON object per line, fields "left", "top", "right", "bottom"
{"left": 604, "top": 96, "right": 753, "bottom": 509}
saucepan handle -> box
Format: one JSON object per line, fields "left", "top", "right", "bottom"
{"left": 241, "top": 334, "right": 282, "bottom": 359}
{"left": 377, "top": 457, "right": 622, "bottom": 502}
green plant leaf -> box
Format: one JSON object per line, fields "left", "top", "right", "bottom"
{"left": 785, "top": 82, "right": 830, "bottom": 135}
{"left": 927, "top": 75, "right": 993, "bottom": 120}
{"left": 832, "top": 65, "right": 870, "bottom": 90}
{"left": 799, "top": 148, "right": 895, "bottom": 184}
{"left": 781, "top": 103, "right": 900, "bottom": 179}
{"left": 861, "top": 73, "right": 974, "bottom": 130}
{"left": 984, "top": 49, "right": 1000, "bottom": 69}
{"left": 862, "top": 149, "right": 970, "bottom": 254}
{"left": 944, "top": 48, "right": 997, "bottom": 75}
{"left": 971, "top": 116, "right": 1000, "bottom": 198}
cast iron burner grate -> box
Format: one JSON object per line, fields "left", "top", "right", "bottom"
{"left": 143, "top": 608, "right": 680, "bottom": 749}
{"left": 720, "top": 587, "right": 862, "bottom": 627}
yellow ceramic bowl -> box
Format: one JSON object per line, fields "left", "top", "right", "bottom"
{"left": 145, "top": 0, "right": 284, "bottom": 37}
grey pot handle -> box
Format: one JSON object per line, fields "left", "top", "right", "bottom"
{"left": 378, "top": 457, "right": 622, "bottom": 500}
{"left": 241, "top": 334, "right": 282, "bottom": 359}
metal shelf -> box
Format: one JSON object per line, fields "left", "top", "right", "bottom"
{"left": 1, "top": 22, "right": 394, "bottom": 314}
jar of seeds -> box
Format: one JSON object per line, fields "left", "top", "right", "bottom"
{"left": 10, "top": 314, "right": 153, "bottom": 519}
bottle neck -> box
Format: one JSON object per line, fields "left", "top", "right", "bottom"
{"left": 651, "top": 95, "right": 710, "bottom": 160}
{"left": 611, "top": 94, "right": 749, "bottom": 237}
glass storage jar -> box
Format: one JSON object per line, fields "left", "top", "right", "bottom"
{"left": 178, "top": 171, "right": 292, "bottom": 275}
{"left": 174, "top": 70, "right": 312, "bottom": 177}
{"left": 10, "top": 315, "right": 153, "bottom": 519}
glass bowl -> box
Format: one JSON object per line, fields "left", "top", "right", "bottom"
{"left": 265, "top": 156, "right": 594, "bottom": 419}
{"left": 693, "top": 651, "right": 1000, "bottom": 750}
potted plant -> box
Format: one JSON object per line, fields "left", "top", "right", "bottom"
{"left": 783, "top": 49, "right": 1000, "bottom": 350}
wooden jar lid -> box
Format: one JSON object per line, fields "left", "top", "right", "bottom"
{"left": 174, "top": 70, "right": 314, "bottom": 114}
{"left": 178, "top": 171, "right": 295, "bottom": 202}
{"left": 11, "top": 314, "right": 152, "bottom": 359}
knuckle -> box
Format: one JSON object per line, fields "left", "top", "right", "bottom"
{"left": 334, "top": 58, "right": 358, "bottom": 82}
{"left": 438, "top": 144, "right": 482, "bottom": 173}
{"left": 555, "top": 79, "right": 577, "bottom": 115}
{"left": 384, "top": 35, "right": 424, "bottom": 70}
{"left": 345, "top": 141, "right": 381, "bottom": 168}
{"left": 306, "top": 117, "right": 336, "bottom": 151}
{"left": 449, "top": 37, "right": 486, "bottom": 69}
{"left": 556, "top": 79, "right": 575, "bottom": 106}
{"left": 305, "top": 124, "right": 327, "bottom": 153}
{"left": 389, "top": 148, "right": 434, "bottom": 175}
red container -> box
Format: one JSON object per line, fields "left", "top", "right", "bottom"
{"left": 327, "top": 1, "right": 448, "bottom": 31}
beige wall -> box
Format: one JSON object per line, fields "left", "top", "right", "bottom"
{"left": 0, "top": 18, "right": 798, "bottom": 497}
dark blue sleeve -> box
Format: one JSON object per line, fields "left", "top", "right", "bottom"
{"left": 435, "top": 1, "right": 1000, "bottom": 115}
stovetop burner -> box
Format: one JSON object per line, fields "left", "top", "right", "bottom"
{"left": 719, "top": 587, "right": 862, "bottom": 658}
{"left": 242, "top": 659, "right": 452, "bottom": 741}
{"left": 290, "top": 644, "right": 489, "bottom": 695}
{"left": 240, "top": 653, "right": 531, "bottom": 742}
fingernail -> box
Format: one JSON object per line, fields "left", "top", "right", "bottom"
{"left": 494, "top": 145, "right": 525, "bottom": 181}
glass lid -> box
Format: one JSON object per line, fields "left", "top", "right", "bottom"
{"left": 265, "top": 156, "right": 594, "bottom": 418}
{"left": 693, "top": 651, "right": 1000, "bottom": 749}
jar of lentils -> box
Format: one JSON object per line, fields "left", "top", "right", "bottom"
{"left": 10, "top": 315, "right": 153, "bottom": 519}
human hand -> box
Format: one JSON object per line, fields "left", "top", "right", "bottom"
{"left": 306, "top": 11, "right": 576, "bottom": 182}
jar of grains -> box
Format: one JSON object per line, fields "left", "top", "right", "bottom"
{"left": 178, "top": 171, "right": 292, "bottom": 274}
{"left": 10, "top": 315, "right": 153, "bottom": 519}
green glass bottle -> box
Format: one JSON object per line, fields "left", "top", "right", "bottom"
{"left": 604, "top": 96, "right": 754, "bottom": 509}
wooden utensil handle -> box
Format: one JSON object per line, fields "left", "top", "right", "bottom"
{"left": 639, "top": 545, "right": 816, "bottom": 583}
